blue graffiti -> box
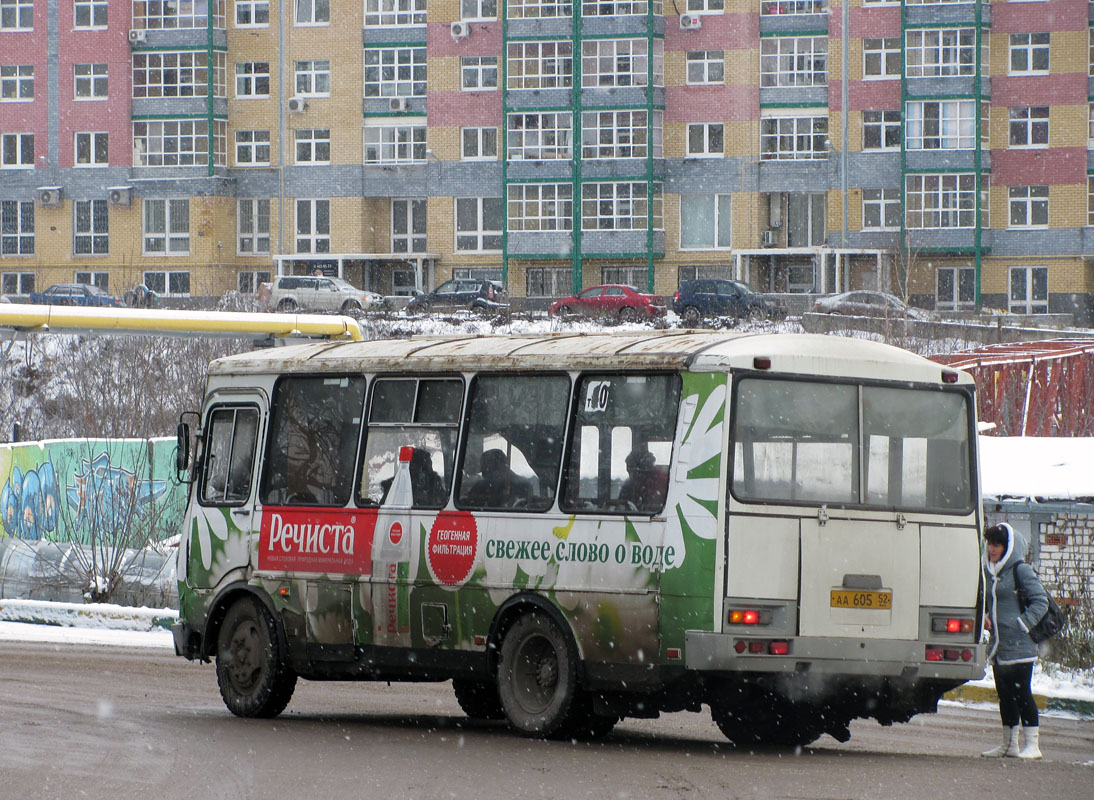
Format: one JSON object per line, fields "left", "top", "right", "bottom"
{"left": 1, "top": 462, "right": 62, "bottom": 541}
{"left": 65, "top": 452, "right": 168, "bottom": 536}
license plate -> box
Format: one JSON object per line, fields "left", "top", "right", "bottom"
{"left": 830, "top": 589, "right": 892, "bottom": 610}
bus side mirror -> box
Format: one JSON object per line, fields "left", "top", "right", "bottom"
{"left": 176, "top": 422, "right": 191, "bottom": 474}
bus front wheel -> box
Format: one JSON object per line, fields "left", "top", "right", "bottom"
{"left": 497, "top": 611, "right": 578, "bottom": 738}
{"left": 215, "top": 596, "right": 297, "bottom": 719}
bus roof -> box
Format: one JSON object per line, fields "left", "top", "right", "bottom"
{"left": 209, "top": 330, "right": 971, "bottom": 386}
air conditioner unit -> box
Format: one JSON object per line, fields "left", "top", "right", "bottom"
{"left": 761, "top": 229, "right": 776, "bottom": 247}
{"left": 108, "top": 187, "right": 132, "bottom": 207}
{"left": 287, "top": 96, "right": 307, "bottom": 113}
{"left": 389, "top": 97, "right": 408, "bottom": 112}
{"left": 128, "top": 29, "right": 146, "bottom": 44}
{"left": 450, "top": 21, "right": 470, "bottom": 40}
{"left": 679, "top": 14, "right": 701, "bottom": 30}
{"left": 37, "top": 187, "right": 62, "bottom": 207}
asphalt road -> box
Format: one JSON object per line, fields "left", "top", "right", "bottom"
{"left": 1, "top": 641, "right": 1090, "bottom": 800}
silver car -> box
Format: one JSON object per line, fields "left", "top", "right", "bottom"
{"left": 812, "top": 291, "right": 929, "bottom": 320}
{"left": 265, "top": 276, "right": 382, "bottom": 315}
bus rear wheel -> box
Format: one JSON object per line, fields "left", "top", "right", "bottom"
{"left": 215, "top": 596, "right": 297, "bottom": 719}
{"left": 711, "top": 694, "right": 824, "bottom": 748}
{"left": 453, "top": 678, "right": 505, "bottom": 720}
{"left": 497, "top": 611, "right": 578, "bottom": 738}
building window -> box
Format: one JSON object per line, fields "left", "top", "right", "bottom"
{"left": 365, "top": 0, "right": 426, "bottom": 26}
{"left": 863, "top": 38, "right": 900, "bottom": 80}
{"left": 294, "top": 59, "right": 330, "bottom": 97}
{"left": 507, "top": 112, "right": 572, "bottom": 161}
{"left": 686, "top": 50, "right": 724, "bottom": 85}
{"left": 513, "top": 0, "right": 573, "bottom": 17}
{"left": 391, "top": 198, "right": 426, "bottom": 253}
{"left": 1089, "top": 104, "right": 1094, "bottom": 148}
{"left": 235, "top": 0, "right": 269, "bottom": 26}
{"left": 905, "top": 29, "right": 975, "bottom": 78}
{"left": 1009, "top": 107, "right": 1049, "bottom": 148}
{"left": 1008, "top": 185, "right": 1049, "bottom": 228}
{"left": 760, "top": 115, "right": 827, "bottom": 160}
{"left": 687, "top": 123, "right": 723, "bottom": 157}
{"left": 1009, "top": 33, "right": 1049, "bottom": 75}
{"left": 582, "top": 109, "right": 660, "bottom": 160}
{"left": 74, "top": 63, "right": 108, "bottom": 99}
{"left": 235, "top": 129, "right": 270, "bottom": 165}
{"left": 73, "top": 199, "right": 109, "bottom": 255}
{"left": 364, "top": 123, "right": 427, "bottom": 164}
{"left": 1, "top": 271, "right": 35, "bottom": 292}
{"left": 0, "top": 200, "right": 33, "bottom": 255}
{"left": 1, "top": 132, "right": 33, "bottom": 167}
{"left": 936, "top": 266, "right": 975, "bottom": 311}
{"left": 686, "top": 0, "right": 723, "bottom": 11}
{"left": 134, "top": 119, "right": 226, "bottom": 167}
{"left": 862, "top": 110, "right": 901, "bottom": 151}
{"left": 581, "top": 182, "right": 663, "bottom": 231}
{"left": 762, "top": 0, "right": 825, "bottom": 13}
{"left": 1008, "top": 266, "right": 1048, "bottom": 314}
{"left": 75, "top": 270, "right": 109, "bottom": 289}
{"left": 135, "top": 52, "right": 221, "bottom": 98}
{"left": 0, "top": 65, "right": 33, "bottom": 101}
{"left": 143, "top": 270, "right": 192, "bottom": 297}
{"left": 905, "top": 173, "right": 975, "bottom": 229}
{"left": 582, "top": 39, "right": 663, "bottom": 88}
{"left": 235, "top": 61, "right": 270, "bottom": 97}
{"left": 460, "top": 56, "right": 498, "bottom": 91}
{"left": 600, "top": 266, "right": 646, "bottom": 287}
{"left": 905, "top": 100, "right": 974, "bottom": 150}
{"left": 680, "top": 194, "right": 731, "bottom": 250}
{"left": 295, "top": 0, "right": 329, "bottom": 25}
{"left": 760, "top": 36, "right": 827, "bottom": 87}
{"left": 461, "top": 0, "right": 497, "bottom": 19}
{"left": 365, "top": 47, "right": 427, "bottom": 97}
{"left": 238, "top": 269, "right": 271, "bottom": 293}
{"left": 143, "top": 199, "right": 190, "bottom": 254}
{"left": 295, "top": 199, "right": 330, "bottom": 253}
{"left": 455, "top": 197, "right": 503, "bottom": 251}
{"left": 527, "top": 266, "right": 572, "bottom": 297}
{"left": 462, "top": 127, "right": 498, "bottom": 160}
{"left": 75, "top": 132, "right": 109, "bottom": 166}
{"left": 0, "top": 0, "right": 33, "bottom": 30}
{"left": 508, "top": 183, "right": 573, "bottom": 231}
{"left": 74, "top": 0, "right": 108, "bottom": 28}
{"left": 133, "top": 0, "right": 225, "bottom": 30}
{"left": 581, "top": 0, "right": 654, "bottom": 16}
{"left": 506, "top": 41, "right": 572, "bottom": 90}
{"left": 1089, "top": 176, "right": 1094, "bottom": 226}
{"left": 237, "top": 198, "right": 270, "bottom": 254}
{"left": 294, "top": 128, "right": 330, "bottom": 164}
{"left": 862, "top": 188, "right": 900, "bottom": 230}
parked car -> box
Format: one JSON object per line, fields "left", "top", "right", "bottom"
{"left": 811, "top": 291, "right": 929, "bottom": 320}
{"left": 28, "top": 283, "right": 123, "bottom": 307}
{"left": 672, "top": 279, "right": 783, "bottom": 325}
{"left": 406, "top": 278, "right": 509, "bottom": 315}
{"left": 548, "top": 284, "right": 667, "bottom": 320}
{"left": 264, "top": 275, "right": 382, "bottom": 315}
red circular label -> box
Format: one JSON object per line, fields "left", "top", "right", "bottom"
{"left": 427, "top": 511, "right": 478, "bottom": 587}
{"left": 388, "top": 521, "right": 403, "bottom": 545}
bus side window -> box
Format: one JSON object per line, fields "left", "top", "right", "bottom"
{"left": 456, "top": 374, "right": 570, "bottom": 512}
{"left": 201, "top": 407, "right": 260, "bottom": 506}
{"left": 260, "top": 376, "right": 367, "bottom": 507}
{"left": 561, "top": 374, "right": 679, "bottom": 515}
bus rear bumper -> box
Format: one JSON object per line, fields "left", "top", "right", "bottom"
{"left": 685, "top": 631, "right": 986, "bottom": 682}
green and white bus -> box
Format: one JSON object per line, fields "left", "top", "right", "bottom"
{"left": 172, "top": 330, "right": 985, "bottom": 746}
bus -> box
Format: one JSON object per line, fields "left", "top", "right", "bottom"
{"left": 172, "top": 330, "right": 985, "bottom": 746}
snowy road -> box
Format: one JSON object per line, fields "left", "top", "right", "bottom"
{"left": 0, "top": 639, "right": 1091, "bottom": 800}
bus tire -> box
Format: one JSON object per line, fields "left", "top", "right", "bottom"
{"left": 711, "top": 696, "right": 823, "bottom": 748}
{"left": 215, "top": 596, "right": 297, "bottom": 719}
{"left": 496, "top": 611, "right": 578, "bottom": 738}
{"left": 452, "top": 678, "right": 505, "bottom": 721}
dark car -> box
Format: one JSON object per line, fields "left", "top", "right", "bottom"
{"left": 406, "top": 278, "right": 509, "bottom": 315}
{"left": 28, "top": 283, "right": 122, "bottom": 307}
{"left": 548, "top": 284, "right": 667, "bottom": 320}
{"left": 812, "top": 291, "right": 928, "bottom": 320}
{"left": 673, "top": 279, "right": 782, "bottom": 325}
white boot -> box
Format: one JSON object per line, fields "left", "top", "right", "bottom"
{"left": 1018, "top": 726, "right": 1042, "bottom": 759}
{"left": 981, "top": 725, "right": 1020, "bottom": 757}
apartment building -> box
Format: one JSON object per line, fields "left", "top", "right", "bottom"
{"left": 1, "top": 0, "right": 1092, "bottom": 323}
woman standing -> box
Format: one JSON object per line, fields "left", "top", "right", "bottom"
{"left": 980, "top": 522, "right": 1049, "bottom": 759}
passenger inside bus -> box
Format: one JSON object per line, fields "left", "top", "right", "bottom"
{"left": 379, "top": 447, "right": 448, "bottom": 508}
{"left": 617, "top": 447, "right": 669, "bottom": 513}
{"left": 464, "top": 448, "right": 531, "bottom": 508}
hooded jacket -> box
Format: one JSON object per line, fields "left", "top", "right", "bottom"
{"left": 982, "top": 522, "right": 1049, "bottom": 665}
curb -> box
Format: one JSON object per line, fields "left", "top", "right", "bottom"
{"left": 0, "top": 599, "right": 177, "bottom": 632}
{"left": 945, "top": 683, "right": 1094, "bottom": 717}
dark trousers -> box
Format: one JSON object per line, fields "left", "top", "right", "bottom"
{"left": 994, "top": 661, "right": 1039, "bottom": 728}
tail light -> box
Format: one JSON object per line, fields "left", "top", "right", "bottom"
{"left": 673, "top": 292, "right": 681, "bottom": 302}
{"left": 734, "top": 639, "right": 790, "bottom": 656}
{"left": 925, "top": 645, "right": 974, "bottom": 662}
{"left": 487, "top": 284, "right": 495, "bottom": 300}
{"left": 931, "top": 617, "right": 975, "bottom": 634}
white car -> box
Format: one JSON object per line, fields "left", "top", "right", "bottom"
{"left": 264, "top": 276, "right": 382, "bottom": 315}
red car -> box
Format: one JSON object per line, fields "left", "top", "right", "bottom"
{"left": 548, "top": 284, "right": 667, "bottom": 320}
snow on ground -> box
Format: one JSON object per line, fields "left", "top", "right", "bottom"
{"left": 980, "top": 436, "right": 1094, "bottom": 501}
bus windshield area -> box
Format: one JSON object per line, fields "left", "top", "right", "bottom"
{"left": 731, "top": 377, "right": 972, "bottom": 513}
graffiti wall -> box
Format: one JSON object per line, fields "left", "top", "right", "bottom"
{"left": 0, "top": 438, "right": 186, "bottom": 545}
